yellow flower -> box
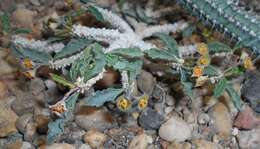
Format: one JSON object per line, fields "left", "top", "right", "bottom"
{"left": 197, "top": 56, "right": 210, "bottom": 66}
{"left": 138, "top": 95, "right": 149, "bottom": 110}
{"left": 197, "top": 43, "right": 208, "bottom": 55}
{"left": 22, "top": 70, "right": 35, "bottom": 79}
{"left": 22, "top": 58, "right": 34, "bottom": 69}
{"left": 117, "top": 96, "right": 132, "bottom": 111}
{"left": 243, "top": 57, "right": 255, "bottom": 70}
{"left": 49, "top": 101, "right": 67, "bottom": 116}
{"left": 192, "top": 66, "right": 204, "bottom": 77}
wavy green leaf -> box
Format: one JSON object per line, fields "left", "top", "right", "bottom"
{"left": 50, "top": 73, "right": 75, "bottom": 88}
{"left": 226, "top": 84, "right": 242, "bottom": 111}
{"left": 85, "top": 88, "right": 124, "bottom": 107}
{"left": 207, "top": 42, "right": 232, "bottom": 54}
{"left": 153, "top": 33, "right": 179, "bottom": 56}
{"left": 213, "top": 78, "right": 227, "bottom": 98}
{"left": 145, "top": 48, "right": 178, "bottom": 62}
{"left": 54, "top": 38, "right": 92, "bottom": 60}
{"left": 109, "top": 47, "right": 144, "bottom": 58}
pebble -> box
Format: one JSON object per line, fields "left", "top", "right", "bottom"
{"left": 0, "top": 81, "right": 8, "bottom": 99}
{"left": 137, "top": 70, "right": 155, "bottom": 95}
{"left": 192, "top": 139, "right": 223, "bottom": 149}
{"left": 234, "top": 105, "right": 260, "bottom": 130}
{"left": 159, "top": 116, "right": 192, "bottom": 142}
{"left": 0, "top": 60, "right": 14, "bottom": 76}
{"left": 198, "top": 113, "right": 210, "bottom": 125}
{"left": 12, "top": 8, "right": 35, "bottom": 28}
{"left": 11, "top": 93, "right": 36, "bottom": 116}
{"left": 208, "top": 102, "right": 232, "bottom": 139}
{"left": 23, "top": 122, "right": 37, "bottom": 142}
{"left": 168, "top": 141, "right": 191, "bottom": 149}
{"left": 128, "top": 133, "right": 153, "bottom": 149}
{"left": 44, "top": 143, "right": 75, "bottom": 149}
{"left": 30, "top": 0, "right": 41, "bottom": 6}
{"left": 241, "top": 71, "right": 260, "bottom": 113}
{"left": 138, "top": 108, "right": 164, "bottom": 130}
{"left": 237, "top": 128, "right": 260, "bottom": 149}
{"left": 0, "top": 101, "right": 18, "bottom": 137}
{"left": 165, "top": 95, "right": 175, "bottom": 106}
{"left": 75, "top": 107, "right": 115, "bottom": 131}
{"left": 21, "top": 142, "right": 34, "bottom": 149}
{"left": 83, "top": 130, "right": 107, "bottom": 149}
{"left": 34, "top": 114, "right": 50, "bottom": 134}
{"left": 78, "top": 144, "right": 91, "bottom": 149}
{"left": 15, "top": 113, "right": 33, "bottom": 134}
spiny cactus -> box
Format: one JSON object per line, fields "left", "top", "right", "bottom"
{"left": 177, "top": 0, "right": 260, "bottom": 54}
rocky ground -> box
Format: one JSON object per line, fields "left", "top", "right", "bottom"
{"left": 0, "top": 0, "right": 260, "bottom": 149}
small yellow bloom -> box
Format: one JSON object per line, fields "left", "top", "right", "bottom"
{"left": 22, "top": 58, "right": 34, "bottom": 69}
{"left": 138, "top": 95, "right": 149, "bottom": 110}
{"left": 117, "top": 96, "right": 132, "bottom": 111}
{"left": 243, "top": 57, "right": 255, "bottom": 70}
{"left": 49, "top": 101, "right": 67, "bottom": 116}
{"left": 22, "top": 70, "right": 35, "bottom": 79}
{"left": 197, "top": 56, "right": 210, "bottom": 66}
{"left": 197, "top": 43, "right": 208, "bottom": 55}
{"left": 192, "top": 66, "right": 204, "bottom": 77}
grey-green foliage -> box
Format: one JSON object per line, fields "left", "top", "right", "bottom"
{"left": 153, "top": 33, "right": 179, "bottom": 56}
{"left": 207, "top": 42, "right": 232, "bottom": 54}
{"left": 213, "top": 77, "right": 227, "bottom": 98}
{"left": 180, "top": 69, "right": 193, "bottom": 98}
{"left": 109, "top": 48, "right": 144, "bottom": 58}
{"left": 47, "top": 92, "right": 79, "bottom": 143}
{"left": 177, "top": 0, "right": 260, "bottom": 54}
{"left": 54, "top": 38, "right": 92, "bottom": 60}
{"left": 203, "top": 65, "right": 219, "bottom": 77}
{"left": 85, "top": 88, "right": 124, "bottom": 107}
{"left": 106, "top": 48, "right": 143, "bottom": 82}
{"left": 11, "top": 45, "right": 52, "bottom": 64}
{"left": 69, "top": 43, "right": 106, "bottom": 82}
{"left": 88, "top": 5, "right": 105, "bottom": 22}
{"left": 145, "top": 48, "right": 179, "bottom": 62}
{"left": 226, "top": 84, "right": 242, "bottom": 110}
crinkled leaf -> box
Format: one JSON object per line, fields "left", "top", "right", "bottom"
{"left": 88, "top": 6, "right": 104, "bottom": 22}
{"left": 11, "top": 45, "right": 52, "bottom": 64}
{"left": 50, "top": 73, "right": 75, "bottom": 88}
{"left": 180, "top": 69, "right": 193, "bottom": 98}
{"left": 207, "top": 42, "right": 232, "bottom": 54}
{"left": 204, "top": 65, "right": 219, "bottom": 76}
{"left": 105, "top": 54, "right": 129, "bottom": 70}
{"left": 136, "top": 5, "right": 155, "bottom": 23}
{"left": 145, "top": 48, "right": 178, "bottom": 62}
{"left": 65, "top": 91, "right": 80, "bottom": 119}
{"left": 213, "top": 78, "right": 227, "bottom": 98}
{"left": 153, "top": 33, "right": 179, "bottom": 56}
{"left": 47, "top": 119, "right": 65, "bottom": 144}
{"left": 109, "top": 48, "right": 144, "bottom": 58}
{"left": 70, "top": 43, "right": 106, "bottom": 82}
{"left": 226, "top": 84, "right": 242, "bottom": 111}
{"left": 54, "top": 38, "right": 92, "bottom": 60}
{"left": 125, "top": 60, "right": 143, "bottom": 82}
{"left": 85, "top": 88, "right": 124, "bottom": 107}
{"left": 1, "top": 12, "right": 10, "bottom": 33}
